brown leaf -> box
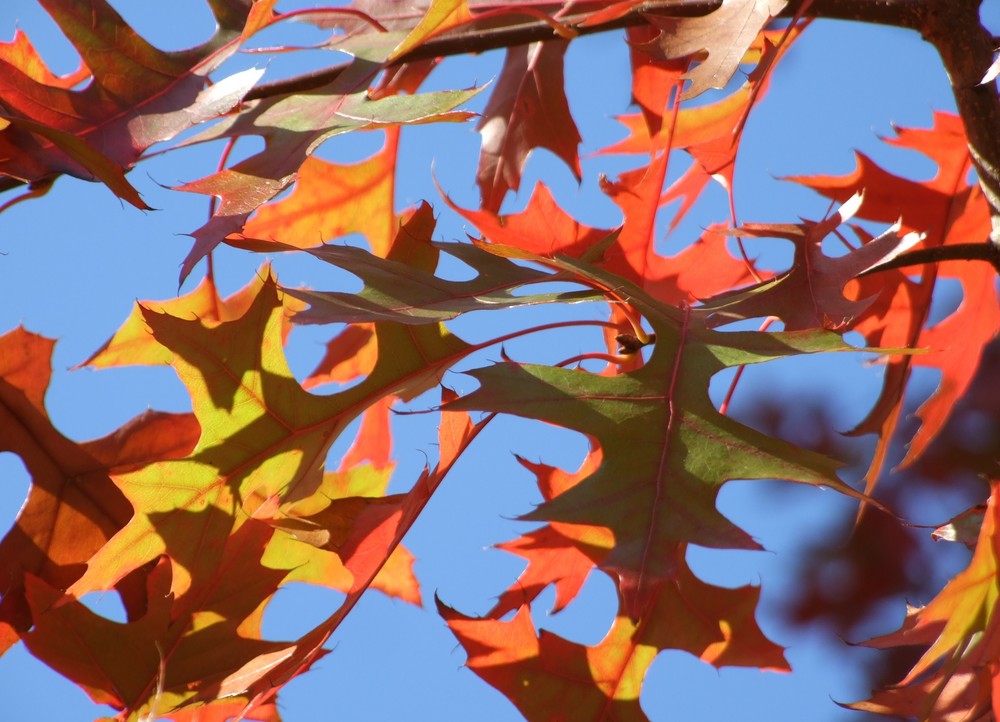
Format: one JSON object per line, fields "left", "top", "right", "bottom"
{"left": 476, "top": 40, "right": 581, "bottom": 212}
{"left": 643, "top": 0, "right": 789, "bottom": 100}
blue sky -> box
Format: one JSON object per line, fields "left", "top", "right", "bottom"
{"left": 1, "top": 1, "right": 997, "bottom": 719}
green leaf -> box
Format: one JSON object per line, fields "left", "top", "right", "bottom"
{"left": 283, "top": 207, "right": 602, "bottom": 325}
{"left": 449, "top": 252, "right": 873, "bottom": 617}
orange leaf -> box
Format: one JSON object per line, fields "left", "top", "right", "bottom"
{"left": 851, "top": 482, "right": 1000, "bottom": 719}
{"left": 239, "top": 135, "right": 400, "bottom": 257}
{"left": 441, "top": 561, "right": 785, "bottom": 721}
{"left": 81, "top": 267, "right": 294, "bottom": 369}
{"left": 0, "top": 327, "right": 197, "bottom": 653}
{"left": 389, "top": 0, "right": 474, "bottom": 61}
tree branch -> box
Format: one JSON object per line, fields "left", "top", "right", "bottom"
{"left": 860, "top": 242, "right": 1000, "bottom": 275}
{"left": 7, "top": 0, "right": 1000, "bottom": 256}
{"left": 245, "top": 0, "right": 932, "bottom": 101}
{"left": 919, "top": 0, "right": 1000, "bottom": 251}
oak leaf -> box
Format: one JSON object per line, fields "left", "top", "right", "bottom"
{"left": 237, "top": 133, "right": 401, "bottom": 257}
{"left": 284, "top": 204, "right": 600, "bottom": 326}
{"left": 643, "top": 0, "right": 788, "bottom": 100}
{"left": 24, "top": 523, "right": 294, "bottom": 717}
{"left": 440, "top": 561, "right": 785, "bottom": 722}
{"left": 449, "top": 251, "right": 870, "bottom": 617}
{"left": 489, "top": 450, "right": 609, "bottom": 618}
{"left": 476, "top": 40, "right": 581, "bottom": 212}
{"left": 701, "top": 194, "right": 922, "bottom": 331}
{"left": 81, "top": 268, "right": 297, "bottom": 370}
{"left": 0, "top": 0, "right": 260, "bottom": 207}
{"left": 0, "top": 327, "right": 198, "bottom": 653}
{"left": 850, "top": 481, "right": 1000, "bottom": 720}
{"left": 787, "top": 112, "right": 1000, "bottom": 468}
{"left": 175, "top": 49, "right": 480, "bottom": 281}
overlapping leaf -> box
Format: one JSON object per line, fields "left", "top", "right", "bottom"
{"left": 261, "top": 397, "right": 422, "bottom": 605}
{"left": 850, "top": 480, "right": 1000, "bottom": 720}
{"left": 441, "top": 559, "right": 786, "bottom": 722}
{"left": 0, "top": 327, "right": 198, "bottom": 654}
{"left": 237, "top": 133, "right": 401, "bottom": 256}
{"left": 0, "top": 0, "right": 260, "bottom": 206}
{"left": 228, "top": 390, "right": 482, "bottom": 715}
{"left": 701, "top": 194, "right": 922, "bottom": 331}
{"left": 787, "top": 112, "right": 1000, "bottom": 469}
{"left": 476, "top": 39, "right": 581, "bottom": 212}
{"left": 282, "top": 203, "right": 601, "bottom": 326}
{"left": 642, "top": 0, "right": 788, "bottom": 100}
{"left": 173, "top": 42, "right": 480, "bottom": 281}
{"left": 447, "top": 178, "right": 758, "bottom": 306}
{"left": 25, "top": 523, "right": 295, "bottom": 717}
{"left": 68, "top": 267, "right": 471, "bottom": 599}
{"left": 449, "top": 250, "right": 872, "bottom": 616}
{"left": 5, "top": 2, "right": 996, "bottom": 719}
{"left": 81, "top": 268, "right": 299, "bottom": 370}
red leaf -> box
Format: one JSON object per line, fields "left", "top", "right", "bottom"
{"left": 788, "top": 112, "right": 1000, "bottom": 467}
{"left": 0, "top": 1, "right": 258, "bottom": 206}
{"left": 702, "top": 194, "right": 922, "bottom": 331}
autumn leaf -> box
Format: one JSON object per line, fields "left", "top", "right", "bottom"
{"left": 701, "top": 194, "right": 923, "bottom": 331}
{"left": 848, "top": 667, "right": 993, "bottom": 722}
{"left": 642, "top": 0, "right": 789, "bottom": 100}
{"left": 449, "top": 177, "right": 757, "bottom": 306}
{"left": 489, "top": 525, "right": 602, "bottom": 618}
{"left": 476, "top": 39, "right": 581, "bottom": 212}
{"left": 489, "top": 451, "right": 609, "bottom": 618}
{"left": 237, "top": 131, "right": 401, "bottom": 257}
{"left": 261, "top": 398, "right": 422, "bottom": 605}
{"left": 68, "top": 270, "right": 470, "bottom": 600}
{"left": 228, "top": 390, "right": 481, "bottom": 713}
{"left": 0, "top": 0, "right": 261, "bottom": 206}
{"left": 24, "top": 523, "right": 295, "bottom": 717}
{"left": 66, "top": 277, "right": 345, "bottom": 601}
{"left": 449, "top": 251, "right": 871, "bottom": 617}
{"left": 446, "top": 181, "right": 611, "bottom": 258}
{"left": 850, "top": 481, "right": 1000, "bottom": 720}
{"left": 787, "top": 112, "right": 1000, "bottom": 467}
{"left": 80, "top": 267, "right": 297, "bottom": 370}
{"left": 440, "top": 561, "right": 785, "bottom": 722}
{"left": 283, "top": 203, "right": 601, "bottom": 326}
{"left": 174, "top": 47, "right": 480, "bottom": 281}
{"left": 389, "top": 0, "right": 474, "bottom": 61}
{"left": 0, "top": 327, "right": 198, "bottom": 653}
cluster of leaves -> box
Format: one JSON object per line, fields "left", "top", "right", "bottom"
{"left": 1, "top": 0, "right": 999, "bottom": 720}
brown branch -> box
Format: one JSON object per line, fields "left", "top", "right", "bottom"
{"left": 918, "top": 0, "right": 1000, "bottom": 251}
{"left": 8, "top": 0, "right": 1000, "bottom": 256}
{"left": 246, "top": 0, "right": 932, "bottom": 101}
{"left": 860, "top": 242, "right": 1000, "bottom": 275}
